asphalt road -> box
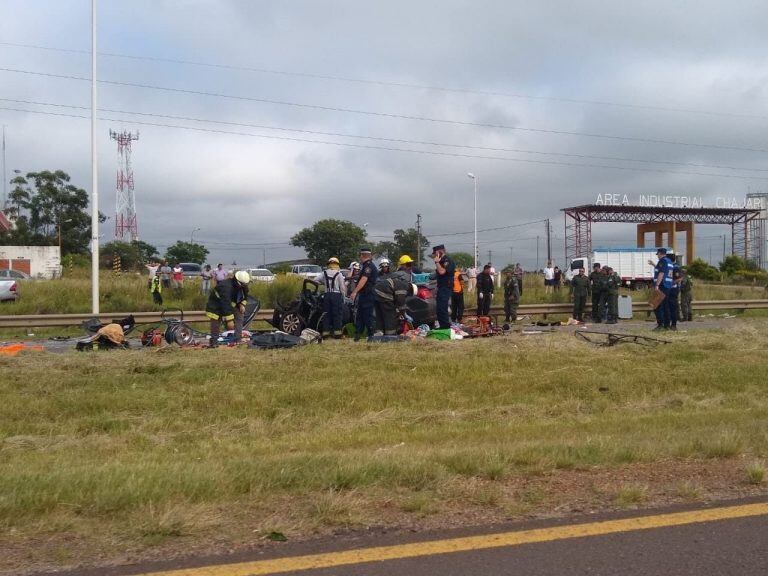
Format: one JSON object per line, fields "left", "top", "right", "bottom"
{"left": 39, "top": 499, "right": 768, "bottom": 576}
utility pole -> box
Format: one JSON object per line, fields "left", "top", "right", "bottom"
{"left": 416, "top": 213, "right": 422, "bottom": 269}
{"left": 545, "top": 218, "right": 552, "bottom": 263}
{"left": 536, "top": 236, "right": 540, "bottom": 270}
{"left": 90, "top": 0, "right": 100, "bottom": 314}
{"left": 487, "top": 250, "right": 492, "bottom": 265}
{"left": 2, "top": 125, "right": 6, "bottom": 208}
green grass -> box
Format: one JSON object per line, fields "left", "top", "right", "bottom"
{"left": 745, "top": 461, "right": 765, "bottom": 485}
{"left": 1, "top": 319, "right": 768, "bottom": 558}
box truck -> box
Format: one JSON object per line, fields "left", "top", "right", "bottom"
{"left": 566, "top": 247, "right": 679, "bottom": 289}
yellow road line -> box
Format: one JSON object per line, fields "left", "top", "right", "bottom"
{"left": 138, "top": 502, "right": 768, "bottom": 576}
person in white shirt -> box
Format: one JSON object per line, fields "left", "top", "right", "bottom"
{"left": 467, "top": 265, "right": 478, "bottom": 292}
{"left": 543, "top": 260, "right": 555, "bottom": 294}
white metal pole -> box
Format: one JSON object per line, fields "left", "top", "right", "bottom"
{"left": 90, "top": 0, "right": 99, "bottom": 313}
{"left": 473, "top": 175, "right": 478, "bottom": 270}
{"left": 2, "top": 125, "right": 6, "bottom": 208}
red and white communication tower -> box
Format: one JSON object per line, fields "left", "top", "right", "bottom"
{"left": 110, "top": 129, "right": 140, "bottom": 241}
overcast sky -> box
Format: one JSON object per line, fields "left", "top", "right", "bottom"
{"left": 1, "top": 0, "right": 767, "bottom": 269}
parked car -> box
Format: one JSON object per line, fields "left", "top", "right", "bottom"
{"left": 289, "top": 264, "right": 323, "bottom": 282}
{"left": 245, "top": 268, "right": 275, "bottom": 282}
{"left": 179, "top": 262, "right": 203, "bottom": 278}
{"left": 0, "top": 280, "right": 18, "bottom": 302}
{"left": 0, "top": 269, "right": 31, "bottom": 280}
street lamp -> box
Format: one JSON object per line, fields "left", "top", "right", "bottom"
{"left": 467, "top": 173, "right": 478, "bottom": 270}
{"left": 190, "top": 227, "right": 201, "bottom": 243}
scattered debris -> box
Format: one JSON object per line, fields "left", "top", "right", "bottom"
{"left": 575, "top": 330, "right": 672, "bottom": 347}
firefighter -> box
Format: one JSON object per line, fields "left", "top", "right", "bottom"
{"left": 322, "top": 257, "right": 346, "bottom": 339}
{"left": 374, "top": 258, "right": 412, "bottom": 336}
{"left": 206, "top": 270, "right": 251, "bottom": 348}
{"left": 398, "top": 254, "right": 415, "bottom": 281}
{"left": 570, "top": 267, "right": 590, "bottom": 321}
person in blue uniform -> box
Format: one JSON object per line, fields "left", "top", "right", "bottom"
{"left": 653, "top": 248, "right": 674, "bottom": 330}
{"left": 431, "top": 244, "right": 456, "bottom": 329}
{"left": 349, "top": 247, "right": 378, "bottom": 341}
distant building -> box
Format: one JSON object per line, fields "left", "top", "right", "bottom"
{"left": 0, "top": 246, "right": 61, "bottom": 279}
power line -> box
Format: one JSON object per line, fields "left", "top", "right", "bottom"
{"left": 2, "top": 66, "right": 768, "bottom": 155}
{"left": 428, "top": 219, "right": 549, "bottom": 237}
{"left": 2, "top": 40, "right": 767, "bottom": 122}
{"left": 3, "top": 96, "right": 767, "bottom": 174}
{"left": 3, "top": 104, "right": 768, "bottom": 182}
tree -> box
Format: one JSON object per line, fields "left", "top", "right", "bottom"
{"left": 374, "top": 228, "right": 430, "bottom": 263}
{"left": 451, "top": 251, "right": 475, "bottom": 269}
{"left": 101, "top": 240, "right": 160, "bottom": 270}
{"left": 290, "top": 219, "right": 367, "bottom": 265}
{"left": 0, "top": 170, "right": 104, "bottom": 254}
{"left": 719, "top": 255, "right": 747, "bottom": 276}
{"left": 164, "top": 241, "right": 209, "bottom": 264}
{"left": 686, "top": 258, "right": 721, "bottom": 281}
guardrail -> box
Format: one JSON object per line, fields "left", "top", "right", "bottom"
{"left": 1, "top": 300, "right": 767, "bottom": 329}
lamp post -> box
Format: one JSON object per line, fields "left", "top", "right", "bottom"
{"left": 190, "top": 227, "right": 201, "bottom": 243}
{"left": 467, "top": 173, "right": 478, "bottom": 270}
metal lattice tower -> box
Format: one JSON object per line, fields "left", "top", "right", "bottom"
{"left": 746, "top": 192, "right": 768, "bottom": 269}
{"left": 110, "top": 129, "right": 139, "bottom": 241}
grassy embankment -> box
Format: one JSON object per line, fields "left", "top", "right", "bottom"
{"left": 0, "top": 320, "right": 767, "bottom": 571}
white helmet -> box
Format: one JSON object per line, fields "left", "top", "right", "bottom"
{"left": 234, "top": 270, "right": 251, "bottom": 284}
{"left": 379, "top": 258, "right": 391, "bottom": 270}
{"left": 350, "top": 261, "right": 360, "bottom": 270}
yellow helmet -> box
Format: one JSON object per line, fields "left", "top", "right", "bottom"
{"left": 398, "top": 255, "right": 414, "bottom": 266}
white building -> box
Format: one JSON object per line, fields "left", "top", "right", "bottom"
{"left": 0, "top": 246, "right": 62, "bottom": 279}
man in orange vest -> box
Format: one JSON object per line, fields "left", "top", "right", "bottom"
{"left": 451, "top": 267, "right": 467, "bottom": 323}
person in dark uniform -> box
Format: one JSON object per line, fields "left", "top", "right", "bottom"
{"left": 653, "top": 248, "right": 674, "bottom": 330}
{"left": 322, "top": 257, "right": 346, "bottom": 339}
{"left": 350, "top": 248, "right": 378, "bottom": 341}
{"left": 570, "top": 267, "right": 590, "bottom": 321}
{"left": 503, "top": 269, "right": 520, "bottom": 323}
{"left": 374, "top": 258, "right": 412, "bottom": 335}
{"left": 206, "top": 270, "right": 251, "bottom": 348}
{"left": 476, "top": 264, "right": 494, "bottom": 316}
{"left": 605, "top": 266, "right": 620, "bottom": 324}
{"left": 431, "top": 244, "right": 455, "bottom": 329}
{"left": 679, "top": 271, "right": 693, "bottom": 322}
{"left": 589, "top": 263, "right": 602, "bottom": 322}
{"left": 667, "top": 251, "right": 680, "bottom": 330}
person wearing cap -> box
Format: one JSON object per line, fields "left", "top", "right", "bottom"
{"left": 667, "top": 251, "right": 681, "bottom": 330}
{"left": 604, "top": 266, "right": 621, "bottom": 324}
{"left": 206, "top": 270, "right": 251, "bottom": 348}
{"left": 350, "top": 248, "right": 378, "bottom": 341}
{"left": 431, "top": 244, "right": 456, "bottom": 329}
{"left": 569, "top": 267, "right": 590, "bottom": 322}
{"left": 322, "top": 257, "right": 346, "bottom": 339}
{"left": 652, "top": 248, "right": 674, "bottom": 330}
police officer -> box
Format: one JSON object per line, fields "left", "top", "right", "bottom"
{"left": 570, "top": 267, "right": 590, "bottom": 321}
{"left": 503, "top": 268, "right": 520, "bottom": 323}
{"left": 589, "top": 263, "right": 603, "bottom": 322}
{"left": 653, "top": 248, "right": 674, "bottom": 330}
{"left": 206, "top": 270, "right": 251, "bottom": 348}
{"left": 597, "top": 266, "right": 610, "bottom": 322}
{"left": 349, "top": 248, "right": 378, "bottom": 341}
{"left": 322, "top": 257, "right": 346, "bottom": 339}
{"left": 431, "top": 244, "right": 455, "bottom": 329}
{"left": 374, "top": 258, "right": 412, "bottom": 336}
{"left": 476, "top": 264, "right": 494, "bottom": 316}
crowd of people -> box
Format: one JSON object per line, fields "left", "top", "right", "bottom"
{"left": 145, "top": 245, "right": 696, "bottom": 343}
